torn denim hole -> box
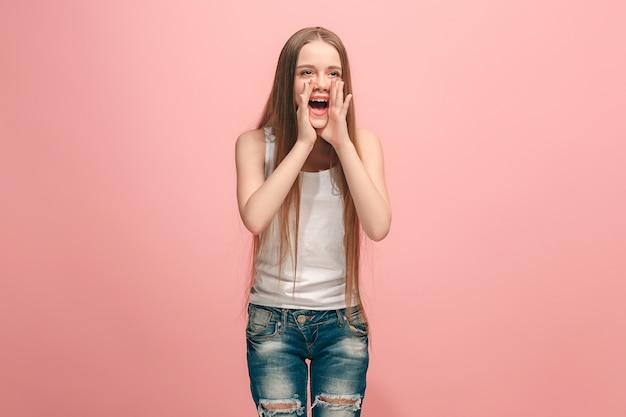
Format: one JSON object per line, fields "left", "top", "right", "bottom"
{"left": 257, "top": 397, "right": 305, "bottom": 417}
{"left": 311, "top": 393, "right": 362, "bottom": 412}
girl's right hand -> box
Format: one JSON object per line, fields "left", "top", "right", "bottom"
{"left": 295, "top": 80, "right": 317, "bottom": 147}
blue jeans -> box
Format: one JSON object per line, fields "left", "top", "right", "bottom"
{"left": 246, "top": 303, "right": 369, "bottom": 417}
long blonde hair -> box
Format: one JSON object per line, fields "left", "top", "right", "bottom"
{"left": 255, "top": 27, "right": 363, "bottom": 316}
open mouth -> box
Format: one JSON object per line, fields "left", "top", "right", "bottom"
{"left": 309, "top": 99, "right": 328, "bottom": 112}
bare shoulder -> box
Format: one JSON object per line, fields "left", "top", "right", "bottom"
{"left": 235, "top": 128, "right": 267, "bottom": 173}
{"left": 236, "top": 128, "right": 266, "bottom": 152}
{"left": 356, "top": 127, "right": 378, "bottom": 140}
{"left": 355, "top": 128, "right": 384, "bottom": 158}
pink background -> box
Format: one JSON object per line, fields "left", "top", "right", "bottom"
{"left": 1, "top": 1, "right": 625, "bottom": 416}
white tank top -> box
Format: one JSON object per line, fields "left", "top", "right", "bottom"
{"left": 249, "top": 128, "right": 347, "bottom": 309}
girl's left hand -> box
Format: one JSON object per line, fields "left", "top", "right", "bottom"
{"left": 317, "top": 79, "right": 352, "bottom": 148}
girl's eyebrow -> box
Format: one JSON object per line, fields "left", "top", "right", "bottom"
{"left": 296, "top": 64, "right": 342, "bottom": 70}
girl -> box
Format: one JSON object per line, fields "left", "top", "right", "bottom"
{"left": 236, "top": 27, "right": 391, "bottom": 417}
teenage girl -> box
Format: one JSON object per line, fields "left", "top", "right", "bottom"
{"left": 236, "top": 27, "right": 391, "bottom": 417}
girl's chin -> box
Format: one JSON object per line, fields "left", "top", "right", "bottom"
{"left": 309, "top": 117, "right": 328, "bottom": 129}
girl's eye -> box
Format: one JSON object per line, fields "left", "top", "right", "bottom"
{"left": 330, "top": 71, "right": 341, "bottom": 77}
{"left": 300, "top": 70, "right": 313, "bottom": 76}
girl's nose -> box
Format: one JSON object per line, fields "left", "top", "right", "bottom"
{"left": 313, "top": 75, "right": 330, "bottom": 90}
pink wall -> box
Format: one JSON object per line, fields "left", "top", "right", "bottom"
{"left": 1, "top": 1, "right": 625, "bottom": 416}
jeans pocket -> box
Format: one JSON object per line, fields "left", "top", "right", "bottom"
{"left": 345, "top": 306, "right": 368, "bottom": 336}
{"left": 246, "top": 304, "right": 280, "bottom": 339}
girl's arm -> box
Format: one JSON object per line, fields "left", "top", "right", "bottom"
{"left": 236, "top": 82, "right": 318, "bottom": 235}
{"left": 235, "top": 130, "right": 313, "bottom": 235}
{"left": 318, "top": 80, "right": 391, "bottom": 241}
{"left": 334, "top": 128, "right": 392, "bottom": 241}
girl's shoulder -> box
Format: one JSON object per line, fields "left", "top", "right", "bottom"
{"left": 355, "top": 127, "right": 378, "bottom": 142}
{"left": 236, "top": 127, "right": 274, "bottom": 149}
{"left": 235, "top": 129, "right": 266, "bottom": 167}
{"left": 237, "top": 128, "right": 265, "bottom": 144}
{"left": 235, "top": 128, "right": 275, "bottom": 191}
{"left": 236, "top": 128, "right": 267, "bottom": 153}
{"left": 354, "top": 127, "right": 384, "bottom": 156}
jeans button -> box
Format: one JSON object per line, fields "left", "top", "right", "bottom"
{"left": 297, "top": 315, "right": 306, "bottom": 324}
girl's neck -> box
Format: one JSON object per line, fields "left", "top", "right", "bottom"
{"left": 301, "top": 137, "right": 337, "bottom": 172}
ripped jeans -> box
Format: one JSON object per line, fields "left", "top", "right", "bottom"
{"left": 246, "top": 303, "right": 369, "bottom": 417}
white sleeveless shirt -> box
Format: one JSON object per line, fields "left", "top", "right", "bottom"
{"left": 249, "top": 128, "right": 347, "bottom": 309}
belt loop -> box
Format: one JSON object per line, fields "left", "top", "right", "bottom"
{"left": 280, "top": 308, "right": 288, "bottom": 334}
{"left": 336, "top": 309, "right": 345, "bottom": 326}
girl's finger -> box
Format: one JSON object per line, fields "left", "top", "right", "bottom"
{"left": 338, "top": 80, "right": 344, "bottom": 104}
{"left": 299, "top": 80, "right": 312, "bottom": 107}
{"left": 327, "top": 79, "right": 335, "bottom": 108}
{"left": 336, "top": 81, "right": 344, "bottom": 105}
{"left": 342, "top": 94, "right": 353, "bottom": 114}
